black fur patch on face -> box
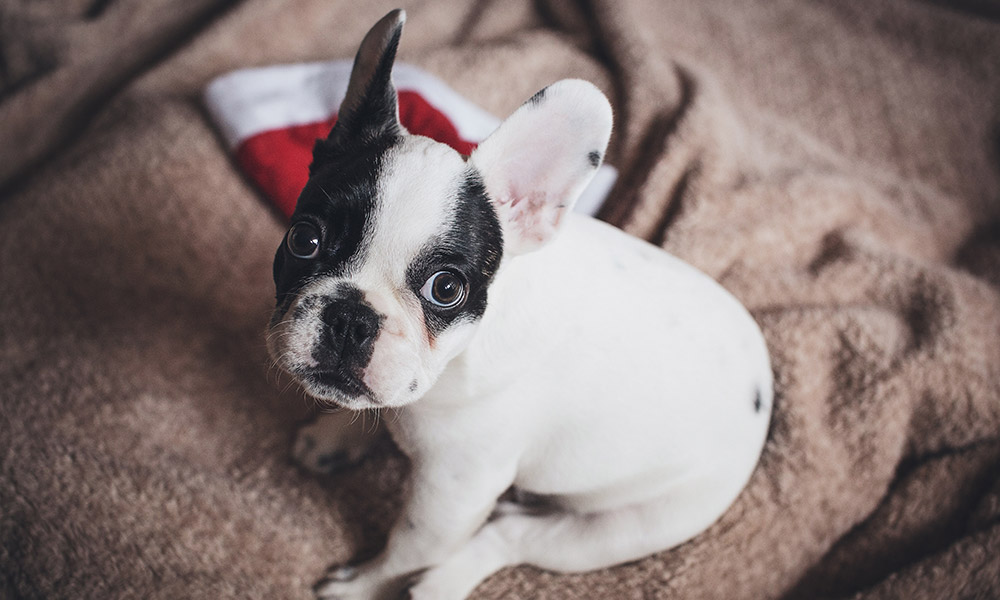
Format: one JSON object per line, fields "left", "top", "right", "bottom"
{"left": 588, "top": 150, "right": 602, "bottom": 168}
{"left": 406, "top": 167, "right": 504, "bottom": 338}
{"left": 272, "top": 133, "right": 401, "bottom": 318}
{"left": 273, "top": 8, "right": 406, "bottom": 321}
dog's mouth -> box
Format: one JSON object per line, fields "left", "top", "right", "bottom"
{"left": 301, "top": 369, "right": 374, "bottom": 401}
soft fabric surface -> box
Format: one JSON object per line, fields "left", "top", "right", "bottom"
{"left": 2, "top": 1, "right": 999, "bottom": 598}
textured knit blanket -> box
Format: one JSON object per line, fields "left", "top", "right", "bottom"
{"left": 2, "top": 1, "right": 999, "bottom": 598}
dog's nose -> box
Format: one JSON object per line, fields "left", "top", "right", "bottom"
{"left": 321, "top": 298, "right": 380, "bottom": 360}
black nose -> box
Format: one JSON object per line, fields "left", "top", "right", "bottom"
{"left": 320, "top": 298, "right": 381, "bottom": 366}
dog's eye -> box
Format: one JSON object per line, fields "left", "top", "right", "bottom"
{"left": 286, "top": 222, "right": 321, "bottom": 259}
{"left": 420, "top": 271, "right": 467, "bottom": 309}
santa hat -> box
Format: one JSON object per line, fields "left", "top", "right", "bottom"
{"left": 204, "top": 61, "right": 616, "bottom": 220}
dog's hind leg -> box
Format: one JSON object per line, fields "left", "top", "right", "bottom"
{"left": 292, "top": 409, "right": 384, "bottom": 475}
{"left": 408, "top": 494, "right": 723, "bottom": 600}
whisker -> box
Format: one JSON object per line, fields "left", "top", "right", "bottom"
{"left": 317, "top": 184, "right": 334, "bottom": 202}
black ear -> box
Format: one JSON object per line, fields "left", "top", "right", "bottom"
{"left": 311, "top": 9, "right": 406, "bottom": 172}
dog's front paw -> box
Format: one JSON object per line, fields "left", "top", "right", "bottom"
{"left": 293, "top": 411, "right": 379, "bottom": 475}
{"left": 314, "top": 564, "right": 405, "bottom": 600}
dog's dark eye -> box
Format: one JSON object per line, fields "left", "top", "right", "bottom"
{"left": 286, "top": 222, "right": 321, "bottom": 259}
{"left": 420, "top": 271, "right": 466, "bottom": 309}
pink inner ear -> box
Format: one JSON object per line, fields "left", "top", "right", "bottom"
{"left": 503, "top": 185, "right": 566, "bottom": 247}
{"left": 476, "top": 81, "right": 612, "bottom": 251}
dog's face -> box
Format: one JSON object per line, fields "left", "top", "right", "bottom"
{"left": 267, "top": 11, "right": 612, "bottom": 409}
{"left": 269, "top": 133, "right": 503, "bottom": 409}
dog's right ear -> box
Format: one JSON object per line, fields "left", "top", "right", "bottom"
{"left": 470, "top": 80, "right": 613, "bottom": 256}
{"left": 311, "top": 9, "right": 406, "bottom": 172}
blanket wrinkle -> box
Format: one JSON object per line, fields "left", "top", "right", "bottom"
{"left": 2, "top": 1, "right": 999, "bottom": 599}
{"left": 598, "top": 62, "right": 697, "bottom": 226}
{"left": 788, "top": 442, "right": 1000, "bottom": 598}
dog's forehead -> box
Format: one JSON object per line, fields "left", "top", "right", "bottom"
{"left": 360, "top": 136, "right": 469, "bottom": 280}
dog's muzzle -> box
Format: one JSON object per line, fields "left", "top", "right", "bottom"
{"left": 302, "top": 292, "right": 383, "bottom": 398}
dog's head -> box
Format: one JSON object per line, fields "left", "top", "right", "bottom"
{"left": 267, "top": 9, "right": 612, "bottom": 409}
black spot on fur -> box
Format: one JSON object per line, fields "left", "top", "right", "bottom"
{"left": 754, "top": 388, "right": 763, "bottom": 413}
{"left": 408, "top": 379, "right": 418, "bottom": 393}
{"left": 406, "top": 167, "right": 504, "bottom": 338}
{"left": 527, "top": 86, "right": 548, "bottom": 106}
{"left": 588, "top": 150, "right": 602, "bottom": 168}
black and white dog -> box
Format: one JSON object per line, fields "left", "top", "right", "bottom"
{"left": 267, "top": 10, "right": 772, "bottom": 600}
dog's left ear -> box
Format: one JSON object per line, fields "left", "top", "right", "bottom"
{"left": 312, "top": 9, "right": 406, "bottom": 172}
{"left": 470, "top": 79, "right": 613, "bottom": 255}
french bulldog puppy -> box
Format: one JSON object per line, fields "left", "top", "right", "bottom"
{"left": 267, "top": 9, "right": 772, "bottom": 600}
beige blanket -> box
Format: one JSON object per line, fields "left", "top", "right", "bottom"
{"left": 2, "top": 1, "right": 999, "bottom": 598}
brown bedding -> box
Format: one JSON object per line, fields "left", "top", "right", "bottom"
{"left": 2, "top": 1, "right": 999, "bottom": 598}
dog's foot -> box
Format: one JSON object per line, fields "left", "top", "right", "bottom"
{"left": 293, "top": 410, "right": 381, "bottom": 475}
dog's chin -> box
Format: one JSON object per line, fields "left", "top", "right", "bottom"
{"left": 304, "top": 387, "right": 379, "bottom": 410}
{"left": 313, "top": 394, "right": 377, "bottom": 411}
{"left": 299, "top": 371, "right": 381, "bottom": 410}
